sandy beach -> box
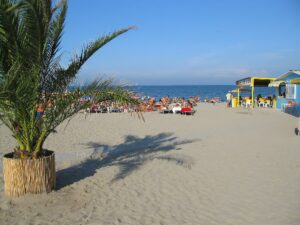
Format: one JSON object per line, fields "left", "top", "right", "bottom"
{"left": 0, "top": 103, "right": 300, "bottom": 225}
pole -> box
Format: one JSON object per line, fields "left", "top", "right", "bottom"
{"left": 237, "top": 88, "right": 240, "bottom": 107}
{"left": 251, "top": 86, "right": 254, "bottom": 108}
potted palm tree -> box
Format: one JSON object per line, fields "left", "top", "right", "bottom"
{"left": 0, "top": 0, "right": 138, "bottom": 197}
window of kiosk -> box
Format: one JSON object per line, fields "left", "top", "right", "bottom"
{"left": 279, "top": 85, "right": 286, "bottom": 98}
{"left": 286, "top": 84, "right": 296, "bottom": 99}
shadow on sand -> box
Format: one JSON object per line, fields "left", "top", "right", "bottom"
{"left": 56, "top": 133, "right": 198, "bottom": 189}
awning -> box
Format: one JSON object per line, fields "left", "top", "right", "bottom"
{"left": 291, "top": 78, "right": 300, "bottom": 84}
{"left": 230, "top": 88, "right": 251, "bottom": 93}
{"left": 236, "top": 77, "right": 276, "bottom": 87}
{"left": 268, "top": 80, "right": 285, "bottom": 87}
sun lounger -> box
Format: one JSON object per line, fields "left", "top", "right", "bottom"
{"left": 180, "top": 107, "right": 196, "bottom": 115}
{"left": 181, "top": 110, "right": 196, "bottom": 115}
{"left": 111, "top": 108, "right": 121, "bottom": 113}
{"left": 89, "top": 105, "right": 99, "bottom": 113}
{"left": 160, "top": 109, "right": 173, "bottom": 114}
{"left": 98, "top": 108, "right": 108, "bottom": 113}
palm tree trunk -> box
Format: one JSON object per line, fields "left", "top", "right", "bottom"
{"left": 33, "top": 128, "right": 48, "bottom": 157}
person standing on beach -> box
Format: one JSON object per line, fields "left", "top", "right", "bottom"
{"left": 36, "top": 103, "right": 45, "bottom": 119}
{"left": 226, "top": 92, "right": 233, "bottom": 107}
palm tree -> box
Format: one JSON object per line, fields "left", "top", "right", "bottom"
{"left": 0, "top": 0, "right": 137, "bottom": 159}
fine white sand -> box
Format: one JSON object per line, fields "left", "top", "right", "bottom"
{"left": 0, "top": 103, "right": 300, "bottom": 225}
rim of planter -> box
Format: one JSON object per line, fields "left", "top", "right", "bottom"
{"left": 3, "top": 149, "right": 54, "bottom": 159}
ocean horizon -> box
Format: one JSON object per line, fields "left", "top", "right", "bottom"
{"left": 127, "top": 85, "right": 275, "bottom": 101}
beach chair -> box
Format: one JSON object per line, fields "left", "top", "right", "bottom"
{"left": 258, "top": 98, "right": 265, "bottom": 108}
{"left": 264, "top": 99, "right": 271, "bottom": 108}
{"left": 90, "top": 105, "right": 99, "bottom": 113}
{"left": 181, "top": 107, "right": 196, "bottom": 115}
{"left": 161, "top": 109, "right": 172, "bottom": 114}
{"left": 245, "top": 99, "right": 252, "bottom": 108}
{"left": 159, "top": 105, "right": 172, "bottom": 114}
{"left": 99, "top": 107, "right": 108, "bottom": 113}
{"left": 172, "top": 106, "right": 182, "bottom": 114}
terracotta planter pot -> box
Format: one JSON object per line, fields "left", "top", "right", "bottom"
{"left": 3, "top": 150, "right": 56, "bottom": 197}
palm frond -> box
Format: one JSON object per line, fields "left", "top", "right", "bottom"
{"left": 58, "top": 27, "right": 135, "bottom": 87}
{"left": 0, "top": 0, "right": 136, "bottom": 157}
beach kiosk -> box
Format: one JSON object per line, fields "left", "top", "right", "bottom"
{"left": 235, "top": 77, "right": 276, "bottom": 108}
{"left": 269, "top": 70, "right": 300, "bottom": 116}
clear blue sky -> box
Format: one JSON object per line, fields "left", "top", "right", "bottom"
{"left": 61, "top": 0, "right": 300, "bottom": 85}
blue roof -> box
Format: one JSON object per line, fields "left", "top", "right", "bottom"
{"left": 275, "top": 70, "right": 300, "bottom": 83}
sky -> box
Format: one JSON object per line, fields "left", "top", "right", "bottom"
{"left": 61, "top": 0, "right": 300, "bottom": 85}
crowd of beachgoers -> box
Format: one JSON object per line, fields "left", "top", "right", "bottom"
{"left": 84, "top": 91, "right": 282, "bottom": 115}
{"left": 34, "top": 92, "right": 278, "bottom": 119}
{"left": 84, "top": 95, "right": 222, "bottom": 114}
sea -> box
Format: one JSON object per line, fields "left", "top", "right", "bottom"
{"left": 127, "top": 85, "right": 276, "bottom": 102}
